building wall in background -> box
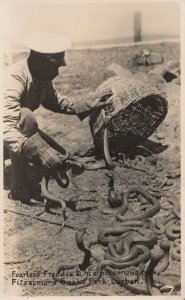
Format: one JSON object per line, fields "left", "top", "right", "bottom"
{"left": 1, "top": 2, "right": 180, "bottom": 49}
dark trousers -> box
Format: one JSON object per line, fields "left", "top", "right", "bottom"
{"left": 8, "top": 108, "right": 38, "bottom": 192}
{"left": 5, "top": 108, "right": 66, "bottom": 193}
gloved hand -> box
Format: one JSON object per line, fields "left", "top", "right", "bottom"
{"left": 39, "top": 147, "right": 68, "bottom": 169}
{"left": 22, "top": 132, "right": 68, "bottom": 169}
{"left": 91, "top": 90, "right": 113, "bottom": 111}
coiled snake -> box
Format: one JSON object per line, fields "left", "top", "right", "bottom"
{"left": 116, "top": 186, "right": 160, "bottom": 222}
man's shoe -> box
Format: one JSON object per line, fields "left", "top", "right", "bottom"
{"left": 10, "top": 186, "right": 43, "bottom": 205}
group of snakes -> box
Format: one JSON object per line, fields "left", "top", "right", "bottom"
{"left": 38, "top": 127, "right": 181, "bottom": 295}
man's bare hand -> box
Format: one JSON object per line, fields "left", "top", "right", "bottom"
{"left": 91, "top": 90, "right": 113, "bottom": 110}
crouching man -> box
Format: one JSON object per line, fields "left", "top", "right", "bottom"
{"left": 3, "top": 32, "right": 111, "bottom": 204}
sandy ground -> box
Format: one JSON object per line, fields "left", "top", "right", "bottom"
{"left": 3, "top": 42, "right": 181, "bottom": 296}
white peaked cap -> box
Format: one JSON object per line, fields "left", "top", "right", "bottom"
{"left": 24, "top": 32, "right": 72, "bottom": 53}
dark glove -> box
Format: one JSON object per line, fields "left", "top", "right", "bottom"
{"left": 39, "top": 147, "right": 68, "bottom": 169}
{"left": 22, "top": 132, "right": 68, "bottom": 169}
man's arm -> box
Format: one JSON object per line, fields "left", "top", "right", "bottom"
{"left": 3, "top": 71, "right": 28, "bottom": 154}
{"left": 43, "top": 82, "right": 110, "bottom": 120}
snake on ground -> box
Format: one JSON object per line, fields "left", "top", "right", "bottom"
{"left": 52, "top": 231, "right": 91, "bottom": 285}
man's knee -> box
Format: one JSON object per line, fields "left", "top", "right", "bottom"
{"left": 18, "top": 107, "right": 38, "bottom": 137}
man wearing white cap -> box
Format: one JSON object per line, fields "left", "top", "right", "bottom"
{"left": 4, "top": 32, "right": 111, "bottom": 204}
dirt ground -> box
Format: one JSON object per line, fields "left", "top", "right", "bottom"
{"left": 4, "top": 42, "right": 181, "bottom": 296}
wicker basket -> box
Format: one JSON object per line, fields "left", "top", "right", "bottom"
{"left": 89, "top": 76, "right": 168, "bottom": 151}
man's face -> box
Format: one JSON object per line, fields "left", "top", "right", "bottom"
{"left": 45, "top": 52, "right": 67, "bottom": 68}
{"left": 44, "top": 52, "right": 67, "bottom": 79}
{"left": 31, "top": 51, "right": 67, "bottom": 80}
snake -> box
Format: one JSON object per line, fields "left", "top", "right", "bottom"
{"left": 94, "top": 244, "right": 151, "bottom": 282}
{"left": 139, "top": 203, "right": 153, "bottom": 212}
{"left": 156, "top": 210, "right": 172, "bottom": 219}
{"left": 156, "top": 272, "right": 181, "bottom": 293}
{"left": 174, "top": 238, "right": 181, "bottom": 247}
{"left": 154, "top": 213, "right": 176, "bottom": 235}
{"left": 165, "top": 198, "right": 181, "bottom": 221}
{"left": 116, "top": 186, "right": 160, "bottom": 222}
{"left": 105, "top": 242, "right": 142, "bottom": 262}
{"left": 145, "top": 251, "right": 164, "bottom": 295}
{"left": 107, "top": 232, "right": 141, "bottom": 259}
{"left": 104, "top": 246, "right": 177, "bottom": 296}
{"left": 98, "top": 227, "right": 140, "bottom": 245}
{"left": 145, "top": 241, "right": 175, "bottom": 295}
{"left": 166, "top": 225, "right": 181, "bottom": 240}
{"left": 70, "top": 243, "right": 151, "bottom": 295}
{"left": 145, "top": 239, "right": 181, "bottom": 295}
{"left": 40, "top": 133, "right": 109, "bottom": 223}
{"left": 69, "top": 229, "right": 174, "bottom": 295}
{"left": 165, "top": 218, "right": 177, "bottom": 227}
{"left": 154, "top": 197, "right": 180, "bottom": 236}
{"left": 129, "top": 157, "right": 180, "bottom": 197}
{"left": 68, "top": 126, "right": 179, "bottom": 291}
{"left": 41, "top": 171, "right": 67, "bottom": 227}
{"left": 71, "top": 227, "right": 156, "bottom": 291}
{"left": 161, "top": 200, "right": 173, "bottom": 206}
{"left": 53, "top": 231, "right": 91, "bottom": 285}
{"left": 95, "top": 228, "right": 157, "bottom": 286}
{"left": 40, "top": 129, "right": 107, "bottom": 171}
{"left": 171, "top": 247, "right": 181, "bottom": 261}
{"left": 107, "top": 228, "right": 157, "bottom": 259}
{"left": 137, "top": 193, "right": 149, "bottom": 204}
{"left": 129, "top": 156, "right": 160, "bottom": 178}
{"left": 103, "top": 129, "right": 162, "bottom": 227}
{"left": 170, "top": 239, "right": 181, "bottom": 261}
{"left": 160, "top": 204, "right": 173, "bottom": 210}
{"left": 108, "top": 189, "right": 123, "bottom": 207}
{"left": 155, "top": 239, "right": 170, "bottom": 274}
{"left": 114, "top": 220, "right": 150, "bottom": 228}
{"left": 53, "top": 169, "right": 70, "bottom": 188}
{"left": 105, "top": 265, "right": 150, "bottom": 295}
{"left": 105, "top": 229, "right": 155, "bottom": 262}
{"left": 172, "top": 201, "right": 180, "bottom": 219}
{"left": 160, "top": 205, "right": 173, "bottom": 210}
